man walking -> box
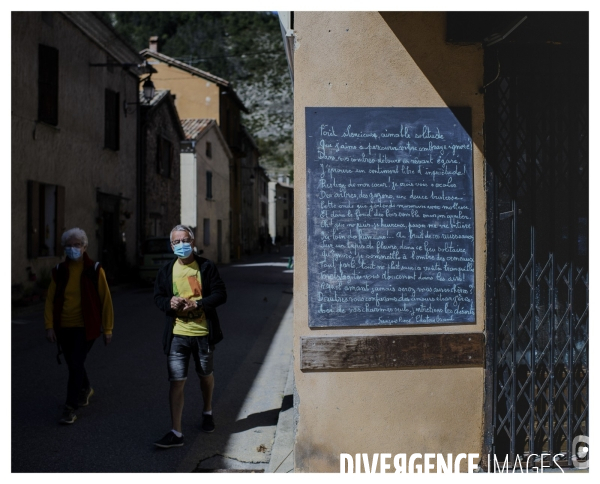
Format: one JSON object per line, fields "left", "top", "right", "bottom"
{"left": 153, "top": 225, "right": 227, "bottom": 448}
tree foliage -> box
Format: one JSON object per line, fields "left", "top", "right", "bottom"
{"left": 100, "top": 11, "right": 293, "bottom": 175}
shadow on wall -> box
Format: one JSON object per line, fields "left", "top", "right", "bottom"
{"left": 379, "top": 12, "right": 484, "bottom": 155}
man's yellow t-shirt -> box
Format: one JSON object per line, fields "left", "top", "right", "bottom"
{"left": 172, "top": 260, "right": 208, "bottom": 336}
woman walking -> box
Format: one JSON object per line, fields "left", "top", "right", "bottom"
{"left": 44, "top": 227, "right": 114, "bottom": 424}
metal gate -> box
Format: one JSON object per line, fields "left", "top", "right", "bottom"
{"left": 484, "top": 43, "right": 588, "bottom": 467}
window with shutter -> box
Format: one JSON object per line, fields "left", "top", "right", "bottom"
{"left": 104, "top": 89, "right": 120, "bottom": 150}
{"left": 203, "top": 218, "right": 210, "bottom": 246}
{"left": 27, "top": 181, "right": 65, "bottom": 258}
{"left": 157, "top": 136, "right": 173, "bottom": 177}
{"left": 206, "top": 171, "right": 213, "bottom": 199}
{"left": 38, "top": 44, "right": 59, "bottom": 126}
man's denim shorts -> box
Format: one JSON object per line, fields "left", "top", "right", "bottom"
{"left": 168, "top": 335, "right": 214, "bottom": 381}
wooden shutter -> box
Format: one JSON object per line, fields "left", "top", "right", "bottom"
{"left": 157, "top": 137, "right": 173, "bottom": 177}
{"left": 27, "top": 181, "right": 40, "bottom": 258}
{"left": 38, "top": 44, "right": 59, "bottom": 126}
{"left": 207, "top": 171, "right": 213, "bottom": 199}
{"left": 55, "top": 185, "right": 65, "bottom": 256}
{"left": 104, "top": 89, "right": 120, "bottom": 150}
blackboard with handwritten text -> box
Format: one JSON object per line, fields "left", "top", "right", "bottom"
{"left": 306, "top": 107, "right": 475, "bottom": 327}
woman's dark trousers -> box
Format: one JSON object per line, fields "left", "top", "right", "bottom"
{"left": 57, "top": 328, "right": 95, "bottom": 409}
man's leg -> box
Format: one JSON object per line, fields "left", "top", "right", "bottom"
{"left": 169, "top": 380, "right": 186, "bottom": 433}
{"left": 200, "top": 374, "right": 214, "bottom": 412}
{"left": 192, "top": 337, "right": 215, "bottom": 432}
{"left": 154, "top": 336, "right": 190, "bottom": 447}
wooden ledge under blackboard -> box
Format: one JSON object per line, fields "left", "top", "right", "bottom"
{"left": 300, "top": 333, "right": 484, "bottom": 371}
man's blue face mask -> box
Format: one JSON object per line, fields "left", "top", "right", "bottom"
{"left": 173, "top": 242, "right": 193, "bottom": 259}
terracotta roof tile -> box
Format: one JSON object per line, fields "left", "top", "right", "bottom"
{"left": 180, "top": 118, "right": 215, "bottom": 140}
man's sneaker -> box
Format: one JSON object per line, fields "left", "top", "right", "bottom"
{"left": 154, "top": 431, "right": 184, "bottom": 448}
{"left": 202, "top": 414, "right": 215, "bottom": 433}
{"left": 59, "top": 406, "right": 77, "bottom": 425}
{"left": 78, "top": 387, "right": 94, "bottom": 407}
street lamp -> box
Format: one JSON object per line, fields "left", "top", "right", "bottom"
{"left": 142, "top": 77, "right": 156, "bottom": 100}
{"left": 123, "top": 75, "right": 156, "bottom": 116}
{"left": 88, "top": 60, "right": 156, "bottom": 115}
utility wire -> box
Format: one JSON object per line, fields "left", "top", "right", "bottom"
{"left": 171, "top": 50, "right": 283, "bottom": 64}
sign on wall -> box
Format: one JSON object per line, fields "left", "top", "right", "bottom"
{"left": 306, "top": 107, "right": 475, "bottom": 327}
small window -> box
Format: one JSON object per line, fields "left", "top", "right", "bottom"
{"left": 106, "top": 54, "right": 116, "bottom": 73}
{"left": 283, "top": 209, "right": 288, "bottom": 219}
{"left": 206, "top": 171, "right": 213, "bottom": 199}
{"left": 157, "top": 136, "right": 173, "bottom": 177}
{"left": 27, "top": 180, "right": 65, "bottom": 258}
{"left": 203, "top": 218, "right": 210, "bottom": 246}
{"left": 38, "top": 44, "right": 59, "bottom": 126}
{"left": 206, "top": 141, "right": 212, "bottom": 158}
{"left": 104, "top": 89, "right": 120, "bottom": 150}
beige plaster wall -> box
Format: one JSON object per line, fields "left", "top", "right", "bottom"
{"left": 293, "top": 12, "right": 486, "bottom": 472}
{"left": 149, "top": 62, "right": 221, "bottom": 122}
{"left": 196, "top": 127, "right": 231, "bottom": 264}
{"left": 11, "top": 12, "right": 138, "bottom": 285}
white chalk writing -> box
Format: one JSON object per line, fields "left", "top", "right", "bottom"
{"left": 308, "top": 109, "right": 475, "bottom": 325}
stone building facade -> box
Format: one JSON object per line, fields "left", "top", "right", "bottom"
{"left": 141, "top": 40, "right": 255, "bottom": 259}
{"left": 180, "top": 119, "right": 231, "bottom": 264}
{"left": 12, "top": 12, "right": 147, "bottom": 286}
{"left": 139, "top": 90, "right": 184, "bottom": 239}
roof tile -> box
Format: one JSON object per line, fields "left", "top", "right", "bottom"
{"left": 180, "top": 118, "right": 215, "bottom": 140}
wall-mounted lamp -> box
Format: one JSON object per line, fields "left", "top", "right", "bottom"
{"left": 89, "top": 59, "right": 156, "bottom": 116}
{"left": 123, "top": 76, "right": 156, "bottom": 116}
{"left": 142, "top": 78, "right": 156, "bottom": 100}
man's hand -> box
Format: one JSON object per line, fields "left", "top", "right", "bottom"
{"left": 46, "top": 328, "right": 56, "bottom": 343}
{"left": 170, "top": 296, "right": 186, "bottom": 311}
{"left": 104, "top": 334, "right": 113, "bottom": 346}
{"left": 181, "top": 298, "right": 197, "bottom": 312}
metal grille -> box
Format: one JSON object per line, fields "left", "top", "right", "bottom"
{"left": 484, "top": 43, "right": 588, "bottom": 466}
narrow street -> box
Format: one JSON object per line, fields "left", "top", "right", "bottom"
{"left": 11, "top": 246, "right": 294, "bottom": 473}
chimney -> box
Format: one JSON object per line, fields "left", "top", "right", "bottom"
{"left": 149, "top": 36, "right": 158, "bottom": 53}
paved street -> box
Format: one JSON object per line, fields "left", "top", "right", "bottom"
{"left": 11, "top": 247, "right": 294, "bottom": 473}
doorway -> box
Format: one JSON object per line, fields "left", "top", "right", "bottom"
{"left": 97, "top": 191, "right": 125, "bottom": 283}
{"left": 484, "top": 42, "right": 588, "bottom": 467}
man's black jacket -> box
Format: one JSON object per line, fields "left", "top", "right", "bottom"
{"left": 154, "top": 254, "right": 227, "bottom": 355}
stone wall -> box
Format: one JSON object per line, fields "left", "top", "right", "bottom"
{"left": 12, "top": 12, "right": 139, "bottom": 286}
{"left": 142, "top": 95, "right": 181, "bottom": 238}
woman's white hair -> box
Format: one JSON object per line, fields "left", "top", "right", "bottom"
{"left": 170, "top": 224, "right": 195, "bottom": 241}
{"left": 61, "top": 227, "right": 88, "bottom": 247}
